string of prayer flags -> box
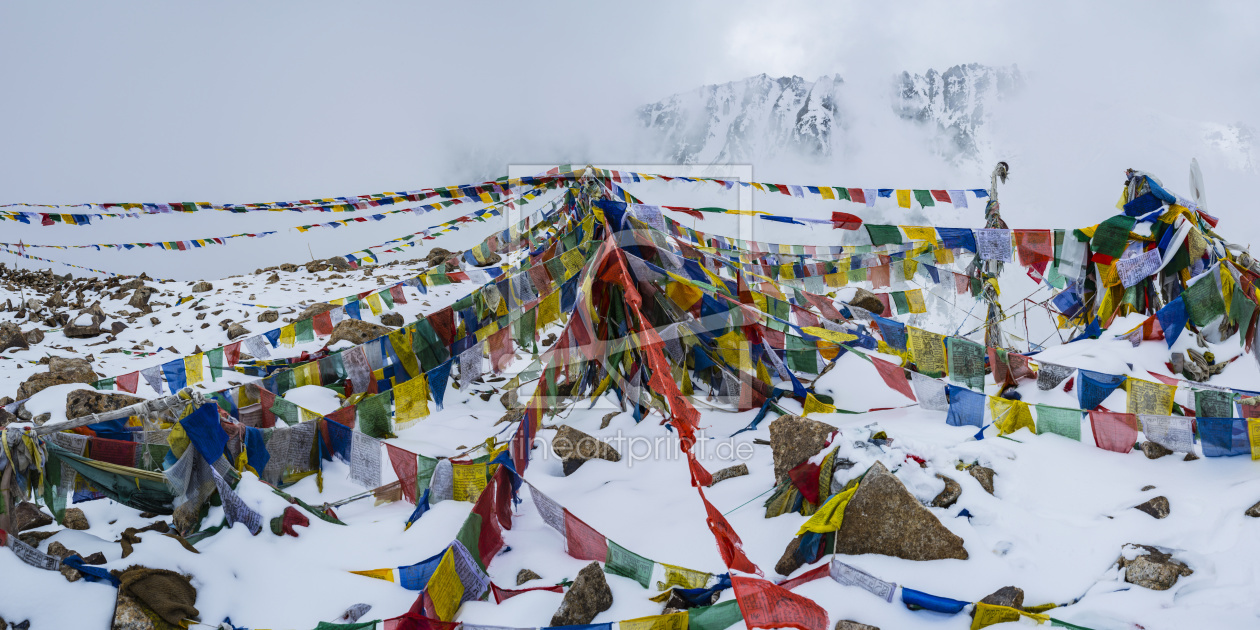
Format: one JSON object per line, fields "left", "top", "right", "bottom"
{"left": 605, "top": 540, "right": 656, "bottom": 588}
{"left": 563, "top": 509, "right": 609, "bottom": 562}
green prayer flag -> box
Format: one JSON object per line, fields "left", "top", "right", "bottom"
{"left": 834, "top": 187, "right": 850, "bottom": 201}
{"left": 1035, "top": 404, "right": 1082, "bottom": 441}
{"left": 688, "top": 600, "right": 744, "bottom": 630}
{"left": 865, "top": 224, "right": 904, "bottom": 246}
{"left": 207, "top": 347, "right": 225, "bottom": 381}
{"left": 455, "top": 512, "right": 487, "bottom": 570}
{"left": 356, "top": 391, "right": 393, "bottom": 438}
{"left": 1195, "top": 389, "right": 1234, "bottom": 418}
{"left": 94, "top": 378, "right": 115, "bottom": 391}
{"left": 268, "top": 396, "right": 301, "bottom": 426}
{"left": 892, "top": 291, "right": 910, "bottom": 315}
{"left": 913, "top": 189, "right": 935, "bottom": 207}
{"left": 294, "top": 318, "right": 315, "bottom": 344}
{"left": 604, "top": 540, "right": 654, "bottom": 588}
{"left": 1090, "top": 215, "right": 1137, "bottom": 258}
{"left": 1229, "top": 281, "right": 1256, "bottom": 331}
{"left": 947, "top": 336, "right": 986, "bottom": 390}
{"left": 1183, "top": 272, "right": 1226, "bottom": 327}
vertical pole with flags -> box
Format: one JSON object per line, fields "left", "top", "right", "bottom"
{"left": 983, "top": 162, "right": 1010, "bottom": 350}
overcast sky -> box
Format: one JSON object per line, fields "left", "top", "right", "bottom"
{"left": 2, "top": 1, "right": 1257, "bottom": 278}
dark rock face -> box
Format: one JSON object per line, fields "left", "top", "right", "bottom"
{"left": 329, "top": 319, "right": 394, "bottom": 346}
{"left": 66, "top": 389, "right": 145, "bottom": 421}
{"left": 0, "top": 322, "right": 29, "bottom": 352}
{"left": 769, "top": 415, "right": 836, "bottom": 484}
{"left": 550, "top": 562, "right": 612, "bottom": 627}
{"left": 15, "top": 356, "right": 101, "bottom": 399}
{"left": 931, "top": 474, "right": 961, "bottom": 508}
{"left": 552, "top": 425, "right": 621, "bottom": 475}
{"left": 227, "top": 323, "right": 250, "bottom": 340}
{"left": 380, "top": 312, "right": 405, "bottom": 327}
{"left": 64, "top": 302, "right": 107, "bottom": 338}
{"left": 11, "top": 501, "right": 53, "bottom": 532}
{"left": 978, "top": 585, "right": 1024, "bottom": 610}
{"left": 1121, "top": 544, "right": 1193, "bottom": 590}
{"left": 128, "top": 287, "right": 155, "bottom": 311}
{"left": 1135, "top": 496, "right": 1170, "bottom": 519}
{"left": 774, "top": 535, "right": 811, "bottom": 577}
{"left": 832, "top": 461, "right": 968, "bottom": 561}
{"left": 849, "top": 288, "right": 887, "bottom": 315}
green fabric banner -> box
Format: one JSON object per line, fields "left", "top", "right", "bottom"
{"left": 604, "top": 540, "right": 654, "bottom": 588}
{"left": 356, "top": 391, "right": 393, "bottom": 438}
{"left": 866, "top": 224, "right": 904, "bottom": 246}
{"left": 947, "top": 336, "right": 986, "bottom": 390}
{"left": 1035, "top": 404, "right": 1082, "bottom": 441}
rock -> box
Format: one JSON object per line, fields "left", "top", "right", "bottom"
{"left": 835, "top": 622, "right": 880, "bottom": 630}
{"left": 775, "top": 535, "right": 811, "bottom": 576}
{"left": 931, "top": 474, "right": 962, "bottom": 508}
{"left": 15, "top": 357, "right": 100, "bottom": 399}
{"left": 226, "top": 323, "right": 250, "bottom": 340}
{"left": 111, "top": 592, "right": 154, "bottom": 630}
{"left": 1184, "top": 452, "right": 1200, "bottom": 461}
{"left": 1141, "top": 441, "right": 1172, "bottom": 459}
{"left": 128, "top": 287, "right": 156, "bottom": 311}
{"left": 149, "top": 317, "right": 160, "bottom": 325}
{"left": 517, "top": 568, "right": 542, "bottom": 585}
{"left": 600, "top": 412, "right": 617, "bottom": 429}
{"left": 325, "top": 256, "right": 351, "bottom": 271}
{"left": 832, "top": 461, "right": 969, "bottom": 561}
{"left": 1121, "top": 544, "right": 1192, "bottom": 590}
{"left": 45, "top": 542, "right": 82, "bottom": 582}
{"left": 709, "top": 463, "right": 749, "bottom": 486}
{"left": 969, "top": 465, "right": 995, "bottom": 495}
{"left": 64, "top": 302, "right": 106, "bottom": 338}
{"left": 380, "top": 312, "right": 405, "bottom": 327}
{"left": 304, "top": 261, "right": 329, "bottom": 273}
{"left": 191, "top": 281, "right": 212, "bottom": 293}
{"left": 550, "top": 562, "right": 613, "bottom": 627}
{"left": 329, "top": 319, "right": 394, "bottom": 346}
{"left": 0, "top": 407, "right": 15, "bottom": 428}
{"left": 497, "top": 408, "right": 525, "bottom": 425}
{"left": 768, "top": 415, "right": 837, "bottom": 484}
{"left": 1141, "top": 485, "right": 1156, "bottom": 491}
{"left": 266, "top": 272, "right": 280, "bottom": 284}
{"left": 82, "top": 551, "right": 107, "bottom": 565}
{"left": 64, "top": 507, "right": 89, "bottom": 530}
{"left": 257, "top": 310, "right": 279, "bottom": 323}
{"left": 425, "top": 248, "right": 453, "bottom": 266}
{"left": 472, "top": 251, "right": 503, "bottom": 267}
{"left": 295, "top": 302, "right": 335, "bottom": 322}
{"left": 552, "top": 425, "right": 622, "bottom": 475}
{"left": 0, "top": 322, "right": 30, "bottom": 352}
{"left": 280, "top": 263, "right": 298, "bottom": 272}
{"left": 23, "top": 328, "right": 44, "bottom": 345}
{"left": 977, "top": 586, "right": 1024, "bottom": 610}
{"left": 1135, "top": 496, "right": 1170, "bottom": 519}
{"left": 11, "top": 501, "right": 53, "bottom": 532}
{"left": 849, "top": 288, "right": 886, "bottom": 315}
{"left": 111, "top": 322, "right": 128, "bottom": 334}
{"left": 66, "top": 389, "right": 145, "bottom": 421}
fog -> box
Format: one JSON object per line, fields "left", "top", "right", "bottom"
{"left": 1, "top": 1, "right": 1256, "bottom": 278}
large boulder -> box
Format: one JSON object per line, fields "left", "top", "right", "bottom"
{"left": 552, "top": 425, "right": 622, "bottom": 475}
{"left": 0, "top": 322, "right": 29, "bottom": 352}
{"left": 295, "top": 302, "right": 335, "bottom": 322}
{"left": 833, "top": 461, "right": 969, "bottom": 561}
{"left": 769, "top": 415, "right": 837, "bottom": 484}
{"left": 325, "top": 256, "right": 352, "bottom": 271}
{"left": 63, "top": 302, "right": 106, "bottom": 338}
{"left": 1135, "top": 496, "right": 1170, "bottom": 519}
{"left": 380, "top": 312, "right": 404, "bottom": 327}
{"left": 257, "top": 310, "right": 279, "bottom": 323}
{"left": 473, "top": 251, "right": 503, "bottom": 267}
{"left": 11, "top": 501, "right": 53, "bottom": 532}
{"left": 969, "top": 465, "right": 995, "bottom": 495}
{"left": 226, "top": 323, "right": 250, "bottom": 340}
{"left": 66, "top": 389, "right": 146, "bottom": 421}
{"left": 15, "top": 357, "right": 100, "bottom": 400}
{"left": 23, "top": 329, "right": 44, "bottom": 345}
{"left": 849, "top": 288, "right": 886, "bottom": 315}
{"left": 191, "top": 281, "right": 213, "bottom": 293}
{"left": 550, "top": 562, "right": 612, "bottom": 627}
{"left": 329, "top": 319, "right": 394, "bottom": 346}
{"left": 1120, "top": 545, "right": 1192, "bottom": 590}
{"left": 977, "top": 586, "right": 1024, "bottom": 610}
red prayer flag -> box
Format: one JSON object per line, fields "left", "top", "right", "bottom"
{"left": 490, "top": 582, "right": 564, "bottom": 604}
{"left": 869, "top": 265, "right": 890, "bottom": 290}
{"left": 830, "top": 212, "right": 863, "bottom": 230}
{"left": 389, "top": 284, "right": 407, "bottom": 305}
{"left": 116, "top": 371, "right": 139, "bottom": 394}
{"left": 1090, "top": 410, "right": 1139, "bottom": 454}
{"left": 312, "top": 311, "right": 334, "bottom": 337}
{"left": 90, "top": 437, "right": 137, "bottom": 467}
{"left": 699, "top": 488, "right": 760, "bottom": 575}
{"left": 386, "top": 444, "right": 419, "bottom": 504}
{"left": 930, "top": 189, "right": 952, "bottom": 203}
{"left": 847, "top": 188, "right": 865, "bottom": 204}
{"left": 776, "top": 563, "right": 831, "bottom": 591}
{"left": 732, "top": 576, "right": 829, "bottom": 630}
{"left": 224, "top": 341, "right": 242, "bottom": 367}
{"left": 562, "top": 509, "right": 608, "bottom": 562}
{"left": 871, "top": 356, "right": 916, "bottom": 401}
{"left": 469, "top": 481, "right": 504, "bottom": 568}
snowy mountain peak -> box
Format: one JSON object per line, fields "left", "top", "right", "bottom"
{"left": 894, "top": 63, "right": 1025, "bottom": 157}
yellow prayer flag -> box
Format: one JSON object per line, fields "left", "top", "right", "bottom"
{"left": 907, "top": 326, "right": 948, "bottom": 377}
{"left": 184, "top": 353, "right": 204, "bottom": 386}
{"left": 819, "top": 187, "right": 836, "bottom": 200}
{"left": 803, "top": 393, "right": 837, "bottom": 417}
{"left": 1249, "top": 419, "right": 1260, "bottom": 461}
{"left": 666, "top": 281, "right": 702, "bottom": 311}
{"left": 657, "top": 564, "right": 711, "bottom": 591}
{"left": 393, "top": 373, "right": 430, "bottom": 429}
{"left": 896, "top": 189, "right": 912, "bottom": 208}
{"left": 537, "top": 291, "right": 561, "bottom": 327}
{"left": 349, "top": 568, "right": 396, "bottom": 582}
{"left": 902, "top": 226, "right": 938, "bottom": 244}
{"left": 475, "top": 320, "right": 500, "bottom": 343}
{"left": 801, "top": 326, "right": 857, "bottom": 345}
{"left": 797, "top": 483, "right": 857, "bottom": 535}
{"left": 971, "top": 603, "right": 1049, "bottom": 629}
{"left": 826, "top": 272, "right": 845, "bottom": 288}
{"left": 279, "top": 324, "right": 296, "bottom": 348}
{"left": 428, "top": 548, "right": 465, "bottom": 622}
{"left": 905, "top": 289, "right": 927, "bottom": 313}
{"left": 715, "top": 331, "right": 753, "bottom": 371}
{"left": 621, "top": 612, "right": 688, "bottom": 630}
{"left": 990, "top": 397, "right": 1036, "bottom": 436}
{"left": 366, "top": 292, "right": 384, "bottom": 316}
{"left": 452, "top": 463, "right": 488, "bottom": 502}
{"left": 1125, "top": 377, "right": 1175, "bottom": 416}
